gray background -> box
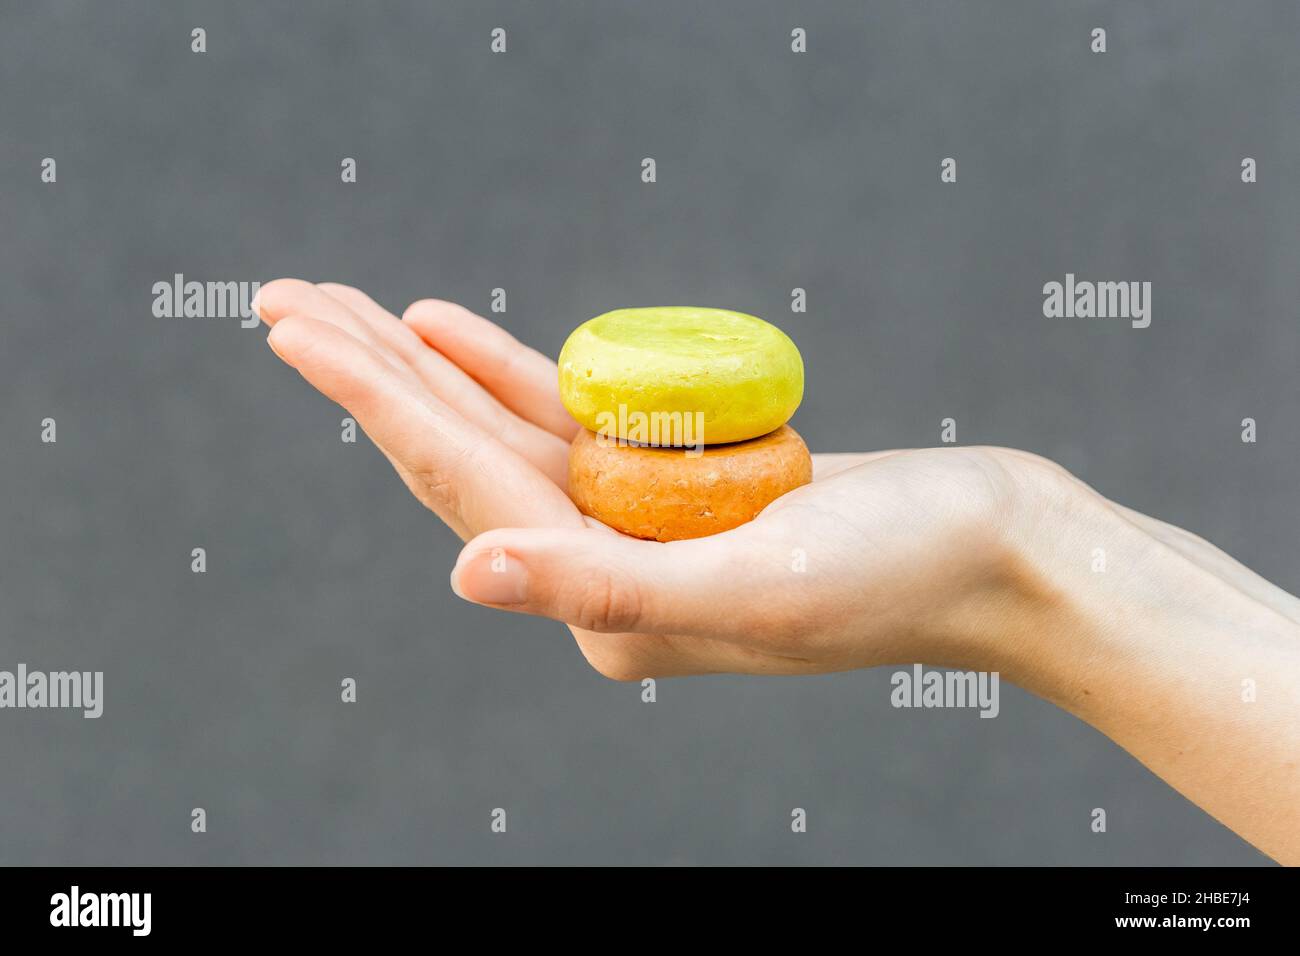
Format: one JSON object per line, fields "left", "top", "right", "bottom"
{"left": 1, "top": 0, "right": 1295, "bottom": 865}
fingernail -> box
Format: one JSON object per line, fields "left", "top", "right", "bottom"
{"left": 249, "top": 289, "right": 263, "bottom": 319}
{"left": 453, "top": 548, "right": 528, "bottom": 605}
{"left": 266, "top": 330, "right": 287, "bottom": 361}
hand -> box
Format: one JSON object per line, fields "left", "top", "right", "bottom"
{"left": 251, "top": 279, "right": 1064, "bottom": 681}
{"left": 255, "top": 280, "right": 1300, "bottom": 863}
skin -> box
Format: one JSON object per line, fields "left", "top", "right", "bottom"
{"left": 253, "top": 279, "right": 1300, "bottom": 865}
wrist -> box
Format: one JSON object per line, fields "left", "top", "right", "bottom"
{"left": 937, "top": 453, "right": 1182, "bottom": 691}
{"left": 986, "top": 458, "right": 1294, "bottom": 720}
{"left": 916, "top": 448, "right": 1300, "bottom": 864}
{"left": 901, "top": 451, "right": 1124, "bottom": 680}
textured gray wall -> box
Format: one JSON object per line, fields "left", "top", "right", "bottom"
{"left": 1, "top": 0, "right": 1295, "bottom": 864}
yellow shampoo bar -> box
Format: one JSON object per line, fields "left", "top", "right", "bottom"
{"left": 558, "top": 307, "right": 804, "bottom": 446}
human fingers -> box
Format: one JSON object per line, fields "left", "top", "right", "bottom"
{"left": 403, "top": 298, "right": 578, "bottom": 440}
{"left": 448, "top": 524, "right": 804, "bottom": 644}
{"left": 254, "top": 278, "right": 410, "bottom": 379}
{"left": 267, "top": 315, "right": 582, "bottom": 539}
{"left": 316, "top": 283, "right": 570, "bottom": 487}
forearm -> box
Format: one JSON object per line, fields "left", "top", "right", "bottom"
{"left": 993, "top": 481, "right": 1300, "bottom": 864}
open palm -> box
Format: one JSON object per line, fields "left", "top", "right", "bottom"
{"left": 256, "top": 280, "right": 1051, "bottom": 680}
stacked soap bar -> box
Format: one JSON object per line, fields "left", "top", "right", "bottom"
{"left": 559, "top": 307, "right": 812, "bottom": 541}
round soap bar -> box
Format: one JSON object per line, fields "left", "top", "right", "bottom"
{"left": 558, "top": 307, "right": 804, "bottom": 446}
{"left": 568, "top": 424, "right": 813, "bottom": 542}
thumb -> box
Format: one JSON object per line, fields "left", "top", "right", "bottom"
{"left": 450, "top": 526, "right": 789, "bottom": 640}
